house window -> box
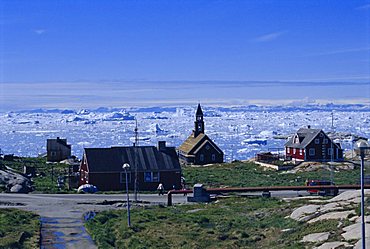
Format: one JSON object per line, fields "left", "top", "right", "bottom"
{"left": 206, "top": 145, "right": 210, "bottom": 150}
{"left": 299, "top": 149, "right": 303, "bottom": 156}
{"left": 153, "top": 172, "right": 160, "bottom": 182}
{"left": 212, "top": 154, "right": 216, "bottom": 161}
{"left": 323, "top": 138, "right": 328, "bottom": 144}
{"left": 320, "top": 133, "right": 324, "bottom": 137}
{"left": 120, "top": 172, "right": 131, "bottom": 183}
{"left": 200, "top": 154, "right": 204, "bottom": 162}
{"left": 51, "top": 151, "right": 57, "bottom": 156}
{"left": 328, "top": 148, "right": 333, "bottom": 156}
{"left": 315, "top": 138, "right": 320, "bottom": 144}
{"left": 309, "top": 148, "right": 315, "bottom": 156}
{"left": 144, "top": 172, "right": 160, "bottom": 182}
{"left": 287, "top": 148, "right": 290, "bottom": 153}
{"left": 293, "top": 148, "right": 296, "bottom": 154}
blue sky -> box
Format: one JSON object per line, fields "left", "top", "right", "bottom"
{"left": 0, "top": 1, "right": 369, "bottom": 110}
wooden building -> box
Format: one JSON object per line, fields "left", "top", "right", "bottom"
{"left": 178, "top": 104, "right": 224, "bottom": 165}
{"left": 47, "top": 137, "right": 71, "bottom": 162}
{"left": 79, "top": 141, "right": 181, "bottom": 191}
{"left": 285, "top": 126, "right": 343, "bottom": 162}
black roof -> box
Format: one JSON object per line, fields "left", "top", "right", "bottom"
{"left": 196, "top": 103, "right": 203, "bottom": 116}
{"left": 285, "top": 128, "right": 322, "bottom": 149}
{"left": 84, "top": 146, "right": 181, "bottom": 173}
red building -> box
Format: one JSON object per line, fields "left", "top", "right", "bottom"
{"left": 285, "top": 127, "right": 343, "bottom": 162}
{"left": 79, "top": 141, "right": 181, "bottom": 191}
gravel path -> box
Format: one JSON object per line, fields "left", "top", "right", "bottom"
{"left": 0, "top": 193, "right": 187, "bottom": 248}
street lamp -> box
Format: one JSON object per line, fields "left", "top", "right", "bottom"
{"left": 356, "top": 140, "right": 370, "bottom": 249}
{"left": 122, "top": 163, "right": 131, "bottom": 227}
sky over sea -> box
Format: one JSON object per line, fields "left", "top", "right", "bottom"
{"left": 0, "top": 1, "right": 369, "bottom": 110}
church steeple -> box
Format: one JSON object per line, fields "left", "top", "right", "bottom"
{"left": 194, "top": 104, "right": 204, "bottom": 137}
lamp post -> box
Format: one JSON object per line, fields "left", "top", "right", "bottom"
{"left": 356, "top": 140, "right": 370, "bottom": 249}
{"left": 122, "top": 163, "right": 131, "bottom": 227}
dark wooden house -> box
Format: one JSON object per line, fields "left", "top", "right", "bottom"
{"left": 79, "top": 141, "right": 181, "bottom": 191}
{"left": 285, "top": 126, "right": 343, "bottom": 162}
{"left": 47, "top": 137, "right": 71, "bottom": 162}
{"left": 178, "top": 104, "right": 224, "bottom": 165}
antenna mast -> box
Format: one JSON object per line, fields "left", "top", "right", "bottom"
{"left": 134, "top": 119, "right": 139, "bottom": 202}
{"left": 330, "top": 111, "right": 335, "bottom": 184}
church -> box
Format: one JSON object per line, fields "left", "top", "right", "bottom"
{"left": 178, "top": 104, "right": 224, "bottom": 165}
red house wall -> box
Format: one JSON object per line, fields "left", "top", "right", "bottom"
{"left": 286, "top": 147, "right": 305, "bottom": 161}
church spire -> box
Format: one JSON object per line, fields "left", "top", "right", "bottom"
{"left": 194, "top": 103, "right": 204, "bottom": 137}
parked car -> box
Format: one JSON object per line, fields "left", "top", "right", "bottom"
{"left": 77, "top": 184, "right": 98, "bottom": 193}
{"left": 305, "top": 179, "right": 338, "bottom": 196}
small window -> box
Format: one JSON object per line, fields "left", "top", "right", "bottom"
{"left": 200, "top": 154, "right": 204, "bottom": 162}
{"left": 328, "top": 148, "right": 333, "bottom": 156}
{"left": 144, "top": 172, "right": 160, "bottom": 182}
{"left": 153, "top": 172, "right": 160, "bottom": 182}
{"left": 293, "top": 148, "right": 296, "bottom": 154}
{"left": 315, "top": 138, "right": 320, "bottom": 144}
{"left": 323, "top": 138, "right": 328, "bottom": 144}
{"left": 320, "top": 133, "right": 324, "bottom": 137}
{"left": 144, "top": 172, "right": 152, "bottom": 182}
{"left": 211, "top": 154, "right": 216, "bottom": 161}
{"left": 51, "top": 151, "right": 57, "bottom": 156}
{"left": 299, "top": 149, "right": 303, "bottom": 156}
{"left": 120, "top": 172, "right": 131, "bottom": 183}
{"left": 309, "top": 148, "right": 315, "bottom": 156}
{"left": 206, "top": 145, "right": 210, "bottom": 150}
{"left": 287, "top": 148, "right": 290, "bottom": 153}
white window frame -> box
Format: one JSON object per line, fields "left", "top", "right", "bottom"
{"left": 144, "top": 172, "right": 160, "bottom": 183}
{"left": 299, "top": 149, "right": 303, "bottom": 156}
{"left": 328, "top": 148, "right": 333, "bottom": 156}
{"left": 309, "top": 148, "right": 315, "bottom": 156}
{"left": 287, "top": 148, "right": 290, "bottom": 153}
{"left": 293, "top": 148, "right": 296, "bottom": 154}
{"left": 323, "top": 138, "right": 328, "bottom": 144}
{"left": 315, "top": 138, "right": 320, "bottom": 144}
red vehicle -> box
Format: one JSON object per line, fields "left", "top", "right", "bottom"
{"left": 305, "top": 180, "right": 338, "bottom": 196}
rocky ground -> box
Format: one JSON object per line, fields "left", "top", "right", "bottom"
{"left": 0, "top": 167, "right": 33, "bottom": 193}
{"left": 288, "top": 190, "right": 370, "bottom": 249}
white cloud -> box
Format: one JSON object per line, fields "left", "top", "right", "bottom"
{"left": 356, "top": 3, "right": 370, "bottom": 10}
{"left": 34, "top": 29, "right": 46, "bottom": 35}
{"left": 309, "top": 47, "right": 370, "bottom": 56}
{"left": 253, "top": 31, "right": 286, "bottom": 42}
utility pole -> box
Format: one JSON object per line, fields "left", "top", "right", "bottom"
{"left": 134, "top": 119, "right": 139, "bottom": 202}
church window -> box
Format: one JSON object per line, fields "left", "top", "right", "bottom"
{"left": 200, "top": 154, "right": 204, "bottom": 162}
{"left": 212, "top": 154, "right": 216, "bottom": 161}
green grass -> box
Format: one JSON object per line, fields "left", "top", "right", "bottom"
{"left": 182, "top": 161, "right": 360, "bottom": 188}
{"left": 0, "top": 157, "right": 73, "bottom": 193}
{"left": 85, "top": 197, "right": 344, "bottom": 249}
{"left": 0, "top": 208, "right": 40, "bottom": 249}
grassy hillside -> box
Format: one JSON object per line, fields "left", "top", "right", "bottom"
{"left": 182, "top": 161, "right": 360, "bottom": 188}
{"left": 85, "top": 197, "right": 339, "bottom": 249}
{"left": 0, "top": 208, "right": 40, "bottom": 248}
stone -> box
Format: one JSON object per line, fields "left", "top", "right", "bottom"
{"left": 290, "top": 205, "right": 320, "bottom": 221}
{"left": 314, "top": 241, "right": 352, "bottom": 249}
{"left": 308, "top": 210, "right": 355, "bottom": 223}
{"left": 342, "top": 223, "right": 370, "bottom": 240}
{"left": 10, "top": 184, "right": 29, "bottom": 193}
{"left": 301, "top": 232, "right": 330, "bottom": 242}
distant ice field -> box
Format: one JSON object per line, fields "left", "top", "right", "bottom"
{"left": 0, "top": 81, "right": 369, "bottom": 111}
{"left": 0, "top": 105, "right": 369, "bottom": 161}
